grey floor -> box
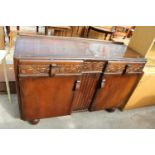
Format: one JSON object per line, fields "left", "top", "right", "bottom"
{"left": 0, "top": 94, "right": 155, "bottom": 129}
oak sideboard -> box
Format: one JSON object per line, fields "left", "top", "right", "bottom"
{"left": 14, "top": 35, "right": 146, "bottom": 124}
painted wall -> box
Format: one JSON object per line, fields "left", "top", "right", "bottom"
{"left": 128, "top": 26, "right": 155, "bottom": 57}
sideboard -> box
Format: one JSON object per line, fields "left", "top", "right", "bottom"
{"left": 14, "top": 35, "right": 146, "bottom": 124}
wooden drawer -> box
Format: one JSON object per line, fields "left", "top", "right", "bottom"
{"left": 50, "top": 61, "right": 83, "bottom": 75}
{"left": 105, "top": 61, "right": 145, "bottom": 74}
{"left": 105, "top": 61, "right": 126, "bottom": 74}
{"left": 126, "top": 62, "right": 145, "bottom": 74}
{"left": 18, "top": 60, "right": 83, "bottom": 77}
{"left": 18, "top": 60, "right": 105, "bottom": 77}
{"left": 19, "top": 64, "right": 50, "bottom": 77}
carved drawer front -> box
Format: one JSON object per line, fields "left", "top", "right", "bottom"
{"left": 105, "top": 61, "right": 126, "bottom": 74}
{"left": 126, "top": 62, "right": 145, "bottom": 73}
{"left": 83, "top": 61, "right": 105, "bottom": 73}
{"left": 18, "top": 60, "right": 84, "bottom": 77}
{"left": 50, "top": 61, "right": 83, "bottom": 75}
{"left": 19, "top": 64, "right": 50, "bottom": 77}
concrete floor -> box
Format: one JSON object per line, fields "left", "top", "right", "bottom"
{"left": 0, "top": 94, "right": 155, "bottom": 129}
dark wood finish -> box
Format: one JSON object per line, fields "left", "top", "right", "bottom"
{"left": 15, "top": 59, "right": 83, "bottom": 121}
{"left": 90, "top": 73, "right": 143, "bottom": 111}
{"left": 14, "top": 35, "right": 146, "bottom": 123}
{"left": 19, "top": 75, "right": 78, "bottom": 120}
{"left": 105, "top": 61, "right": 145, "bottom": 74}
{"left": 72, "top": 73, "right": 100, "bottom": 111}
{"left": 14, "top": 35, "right": 144, "bottom": 60}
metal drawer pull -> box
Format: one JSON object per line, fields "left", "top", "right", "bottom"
{"left": 101, "top": 79, "right": 106, "bottom": 88}
{"left": 73, "top": 80, "right": 81, "bottom": 91}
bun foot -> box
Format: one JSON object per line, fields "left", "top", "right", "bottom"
{"left": 105, "top": 108, "right": 116, "bottom": 112}
{"left": 28, "top": 119, "right": 40, "bottom": 125}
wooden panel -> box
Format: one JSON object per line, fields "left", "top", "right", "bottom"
{"left": 19, "top": 64, "right": 50, "bottom": 77}
{"left": 105, "top": 61, "right": 145, "bottom": 74}
{"left": 71, "top": 61, "right": 105, "bottom": 111}
{"left": 50, "top": 61, "right": 83, "bottom": 75}
{"left": 126, "top": 62, "right": 145, "bottom": 74}
{"left": 83, "top": 61, "right": 105, "bottom": 73}
{"left": 19, "top": 76, "right": 78, "bottom": 120}
{"left": 72, "top": 73, "right": 100, "bottom": 111}
{"left": 19, "top": 61, "right": 83, "bottom": 77}
{"left": 91, "top": 74, "right": 142, "bottom": 111}
{"left": 14, "top": 35, "right": 144, "bottom": 60}
{"left": 105, "top": 61, "right": 126, "bottom": 74}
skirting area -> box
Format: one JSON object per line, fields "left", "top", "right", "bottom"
{"left": 0, "top": 94, "right": 155, "bottom": 129}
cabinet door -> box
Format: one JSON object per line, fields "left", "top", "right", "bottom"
{"left": 18, "top": 60, "right": 83, "bottom": 120}
{"left": 71, "top": 61, "right": 105, "bottom": 111}
{"left": 19, "top": 76, "right": 77, "bottom": 120}
{"left": 71, "top": 73, "right": 100, "bottom": 111}
{"left": 91, "top": 74, "right": 142, "bottom": 111}
{"left": 90, "top": 61, "right": 144, "bottom": 111}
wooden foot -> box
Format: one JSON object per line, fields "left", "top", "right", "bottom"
{"left": 105, "top": 108, "right": 116, "bottom": 112}
{"left": 28, "top": 119, "right": 40, "bottom": 125}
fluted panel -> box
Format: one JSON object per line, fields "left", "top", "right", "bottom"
{"left": 72, "top": 73, "right": 100, "bottom": 111}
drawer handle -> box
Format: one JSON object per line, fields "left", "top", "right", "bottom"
{"left": 50, "top": 64, "right": 61, "bottom": 76}
{"left": 122, "top": 65, "right": 129, "bottom": 74}
{"left": 73, "top": 80, "right": 81, "bottom": 90}
{"left": 101, "top": 79, "right": 106, "bottom": 88}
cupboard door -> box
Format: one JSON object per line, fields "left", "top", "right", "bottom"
{"left": 90, "top": 74, "right": 142, "bottom": 111}
{"left": 19, "top": 76, "right": 78, "bottom": 120}
{"left": 71, "top": 61, "right": 105, "bottom": 111}
{"left": 71, "top": 73, "right": 100, "bottom": 111}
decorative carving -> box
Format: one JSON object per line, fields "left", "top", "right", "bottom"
{"left": 105, "top": 62, "right": 126, "bottom": 74}
{"left": 19, "top": 65, "right": 50, "bottom": 75}
{"left": 83, "top": 61, "right": 105, "bottom": 72}
{"left": 126, "top": 63, "right": 145, "bottom": 73}
{"left": 105, "top": 62, "right": 145, "bottom": 74}
{"left": 51, "top": 63, "right": 82, "bottom": 75}
{"left": 18, "top": 61, "right": 144, "bottom": 76}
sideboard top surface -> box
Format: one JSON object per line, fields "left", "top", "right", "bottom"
{"left": 14, "top": 35, "right": 145, "bottom": 61}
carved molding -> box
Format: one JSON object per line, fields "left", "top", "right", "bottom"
{"left": 51, "top": 63, "right": 82, "bottom": 75}
{"left": 83, "top": 62, "right": 105, "bottom": 72}
{"left": 19, "top": 61, "right": 105, "bottom": 76}
{"left": 19, "top": 61, "right": 143, "bottom": 76}
{"left": 105, "top": 62, "right": 126, "bottom": 74}
{"left": 19, "top": 65, "right": 50, "bottom": 74}
{"left": 126, "top": 63, "right": 144, "bottom": 73}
